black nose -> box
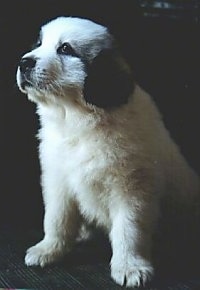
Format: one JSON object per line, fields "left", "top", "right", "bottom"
{"left": 19, "top": 57, "right": 36, "bottom": 73}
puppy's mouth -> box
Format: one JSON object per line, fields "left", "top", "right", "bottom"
{"left": 21, "top": 79, "right": 32, "bottom": 90}
{"left": 19, "top": 70, "right": 50, "bottom": 94}
{"left": 18, "top": 69, "right": 35, "bottom": 92}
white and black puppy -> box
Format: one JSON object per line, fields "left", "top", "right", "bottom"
{"left": 16, "top": 17, "right": 199, "bottom": 288}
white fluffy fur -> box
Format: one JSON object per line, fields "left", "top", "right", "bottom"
{"left": 16, "top": 17, "right": 199, "bottom": 288}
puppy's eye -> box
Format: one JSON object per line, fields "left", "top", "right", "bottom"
{"left": 57, "top": 42, "right": 77, "bottom": 57}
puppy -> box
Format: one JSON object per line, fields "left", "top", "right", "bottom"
{"left": 16, "top": 17, "right": 200, "bottom": 288}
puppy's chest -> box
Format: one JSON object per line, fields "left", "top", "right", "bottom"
{"left": 40, "top": 123, "right": 108, "bottom": 207}
{"left": 41, "top": 127, "right": 98, "bottom": 173}
{"left": 40, "top": 125, "right": 111, "bottom": 226}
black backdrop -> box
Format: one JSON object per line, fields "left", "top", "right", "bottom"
{"left": 1, "top": 0, "right": 199, "bottom": 230}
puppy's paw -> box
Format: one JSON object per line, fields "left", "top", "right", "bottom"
{"left": 111, "top": 256, "right": 154, "bottom": 288}
{"left": 25, "top": 239, "right": 65, "bottom": 267}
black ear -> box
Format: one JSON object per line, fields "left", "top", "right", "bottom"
{"left": 83, "top": 49, "right": 134, "bottom": 109}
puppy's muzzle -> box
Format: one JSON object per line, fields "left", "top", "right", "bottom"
{"left": 19, "top": 57, "right": 36, "bottom": 74}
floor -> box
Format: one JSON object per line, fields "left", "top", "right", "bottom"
{"left": 0, "top": 229, "right": 200, "bottom": 290}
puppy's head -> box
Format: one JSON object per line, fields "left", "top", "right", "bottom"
{"left": 17, "top": 17, "right": 133, "bottom": 108}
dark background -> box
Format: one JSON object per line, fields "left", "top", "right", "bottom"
{"left": 1, "top": 0, "right": 199, "bottom": 230}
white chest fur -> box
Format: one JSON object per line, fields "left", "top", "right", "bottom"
{"left": 38, "top": 105, "right": 112, "bottom": 229}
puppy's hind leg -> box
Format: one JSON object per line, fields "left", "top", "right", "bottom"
{"left": 25, "top": 176, "right": 81, "bottom": 267}
{"left": 76, "top": 222, "right": 94, "bottom": 243}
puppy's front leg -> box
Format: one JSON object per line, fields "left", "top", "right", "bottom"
{"left": 110, "top": 199, "right": 157, "bottom": 288}
{"left": 25, "top": 179, "right": 80, "bottom": 267}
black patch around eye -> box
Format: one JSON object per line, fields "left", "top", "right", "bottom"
{"left": 57, "top": 42, "right": 78, "bottom": 57}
